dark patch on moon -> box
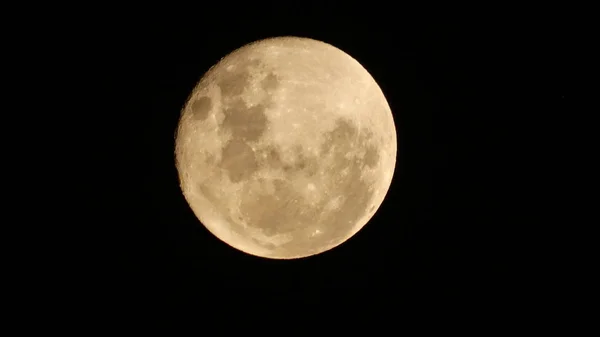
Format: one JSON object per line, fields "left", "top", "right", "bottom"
{"left": 220, "top": 139, "right": 258, "bottom": 183}
{"left": 216, "top": 59, "right": 280, "bottom": 148}
{"left": 291, "top": 145, "right": 306, "bottom": 169}
{"left": 239, "top": 179, "right": 316, "bottom": 237}
{"left": 301, "top": 156, "right": 319, "bottom": 177}
{"left": 321, "top": 118, "right": 380, "bottom": 169}
{"left": 255, "top": 145, "right": 282, "bottom": 169}
{"left": 266, "top": 147, "right": 281, "bottom": 167}
{"left": 218, "top": 68, "right": 251, "bottom": 97}
{"left": 251, "top": 239, "right": 277, "bottom": 250}
{"left": 363, "top": 144, "right": 380, "bottom": 168}
{"left": 285, "top": 144, "right": 318, "bottom": 176}
{"left": 204, "top": 153, "right": 216, "bottom": 165}
{"left": 222, "top": 99, "right": 268, "bottom": 142}
{"left": 198, "top": 184, "right": 214, "bottom": 203}
{"left": 218, "top": 60, "right": 280, "bottom": 98}
{"left": 320, "top": 118, "right": 358, "bottom": 155}
{"left": 256, "top": 143, "right": 319, "bottom": 177}
{"left": 248, "top": 58, "right": 261, "bottom": 68}
{"left": 261, "top": 73, "right": 280, "bottom": 92}
{"left": 191, "top": 96, "right": 212, "bottom": 121}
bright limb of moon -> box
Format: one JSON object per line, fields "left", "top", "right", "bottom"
{"left": 175, "top": 36, "right": 397, "bottom": 259}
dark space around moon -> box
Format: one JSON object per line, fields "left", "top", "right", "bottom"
{"left": 89, "top": 7, "right": 564, "bottom": 310}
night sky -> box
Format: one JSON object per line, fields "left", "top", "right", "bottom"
{"left": 91, "top": 7, "right": 566, "bottom": 308}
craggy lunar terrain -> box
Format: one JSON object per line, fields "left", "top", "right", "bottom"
{"left": 175, "top": 36, "right": 396, "bottom": 259}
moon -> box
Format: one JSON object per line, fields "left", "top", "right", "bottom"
{"left": 175, "top": 36, "right": 396, "bottom": 259}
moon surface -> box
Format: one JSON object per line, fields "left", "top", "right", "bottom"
{"left": 175, "top": 36, "right": 396, "bottom": 259}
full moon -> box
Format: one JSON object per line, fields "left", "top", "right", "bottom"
{"left": 175, "top": 36, "right": 396, "bottom": 259}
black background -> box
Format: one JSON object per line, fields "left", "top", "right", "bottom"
{"left": 85, "top": 7, "right": 568, "bottom": 308}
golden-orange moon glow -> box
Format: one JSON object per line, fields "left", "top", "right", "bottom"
{"left": 175, "top": 36, "right": 396, "bottom": 259}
